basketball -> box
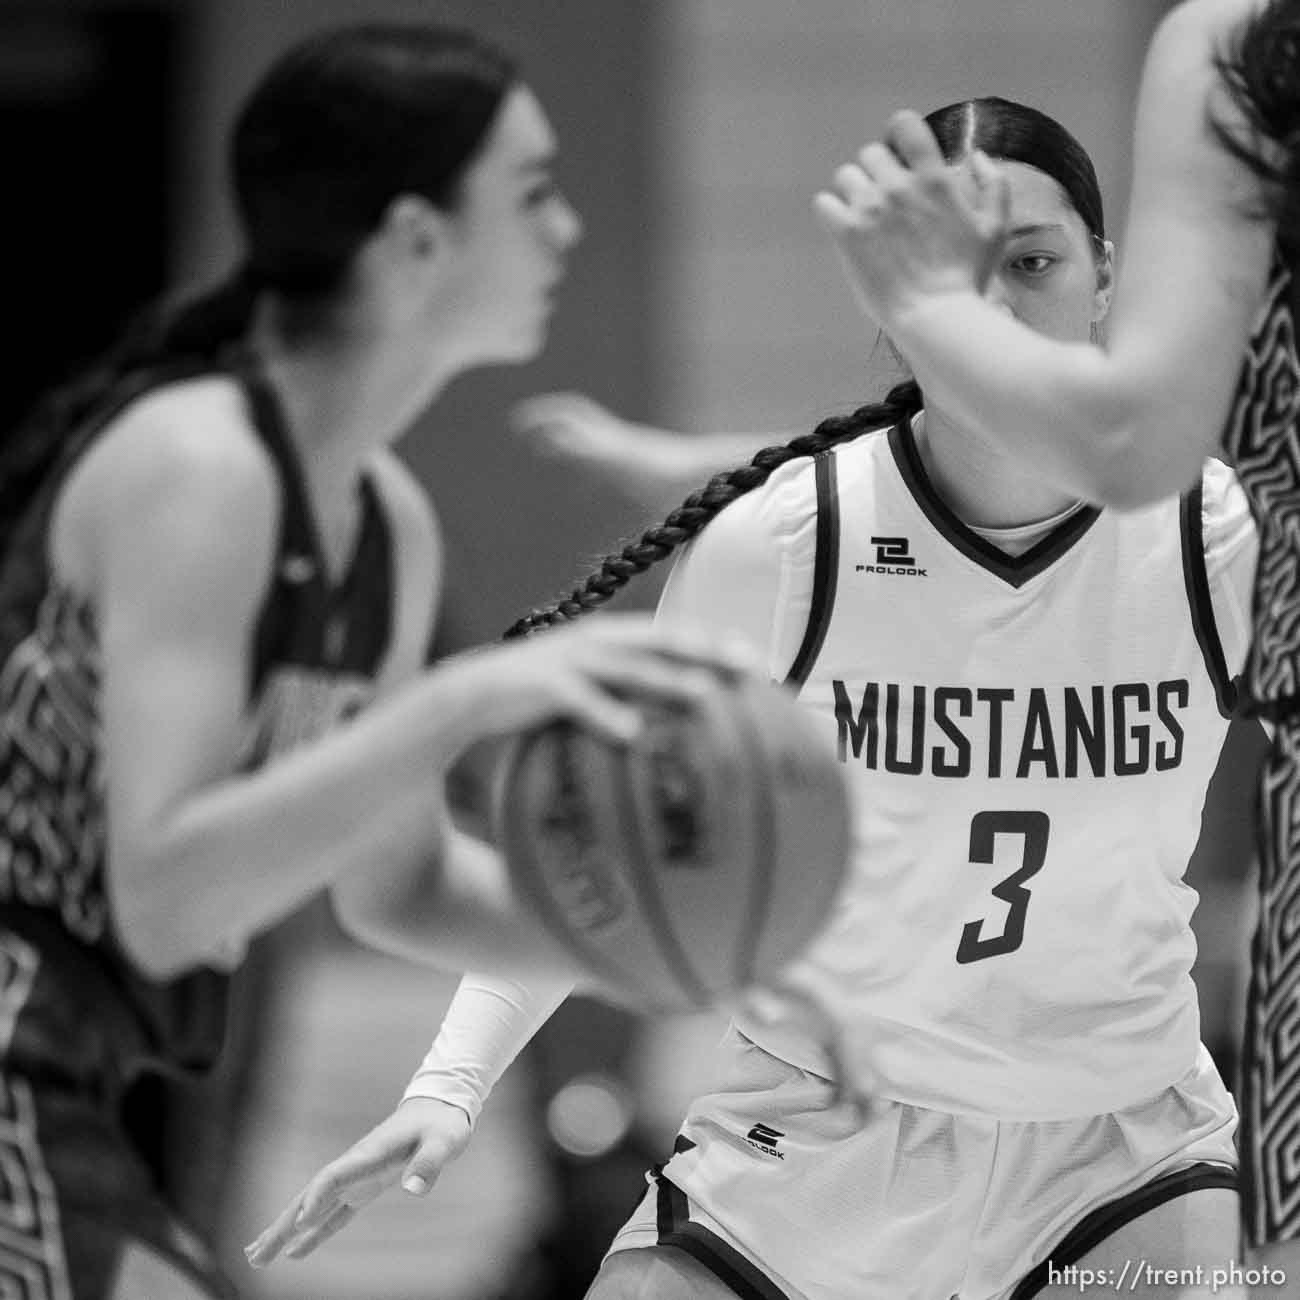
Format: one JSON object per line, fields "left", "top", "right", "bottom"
{"left": 494, "top": 675, "right": 851, "bottom": 1012}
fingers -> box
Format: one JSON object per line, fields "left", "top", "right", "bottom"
{"left": 812, "top": 188, "right": 853, "bottom": 236}
{"left": 546, "top": 663, "right": 708, "bottom": 747}
{"left": 579, "top": 615, "right": 764, "bottom": 677}
{"left": 509, "top": 392, "right": 602, "bottom": 441}
{"left": 970, "top": 150, "right": 1011, "bottom": 228}
{"left": 282, "top": 1203, "right": 358, "bottom": 1261}
{"left": 884, "top": 109, "right": 945, "bottom": 170}
{"left": 549, "top": 624, "right": 768, "bottom": 745}
{"left": 829, "top": 162, "right": 874, "bottom": 210}
{"left": 245, "top": 1194, "right": 311, "bottom": 1268}
{"left": 401, "top": 1146, "right": 448, "bottom": 1196}
{"left": 244, "top": 1137, "right": 406, "bottom": 1267}
{"left": 857, "top": 142, "right": 909, "bottom": 193}
{"left": 815, "top": 138, "right": 923, "bottom": 239}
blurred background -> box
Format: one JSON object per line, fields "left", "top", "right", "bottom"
{"left": 1, "top": 1, "right": 1262, "bottom": 1296}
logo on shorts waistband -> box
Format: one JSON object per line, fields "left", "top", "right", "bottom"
{"left": 744, "top": 1122, "right": 786, "bottom": 1159}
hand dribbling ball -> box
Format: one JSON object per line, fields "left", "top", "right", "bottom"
{"left": 495, "top": 675, "right": 851, "bottom": 1011}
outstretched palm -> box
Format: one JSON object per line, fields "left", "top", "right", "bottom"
{"left": 244, "top": 1098, "right": 472, "bottom": 1266}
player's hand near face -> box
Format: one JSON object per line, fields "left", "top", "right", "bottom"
{"left": 813, "top": 110, "right": 1011, "bottom": 329}
{"left": 244, "top": 1098, "right": 472, "bottom": 1267}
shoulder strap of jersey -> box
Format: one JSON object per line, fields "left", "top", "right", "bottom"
{"left": 784, "top": 449, "right": 840, "bottom": 690}
{"left": 1180, "top": 474, "right": 1239, "bottom": 719}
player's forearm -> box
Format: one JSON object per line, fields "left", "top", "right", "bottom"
{"left": 401, "top": 971, "right": 573, "bottom": 1126}
{"left": 888, "top": 292, "right": 1207, "bottom": 508}
{"left": 330, "top": 821, "right": 581, "bottom": 981}
{"left": 112, "top": 668, "right": 486, "bottom": 980}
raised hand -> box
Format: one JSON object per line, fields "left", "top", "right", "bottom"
{"left": 813, "top": 110, "right": 1010, "bottom": 328}
{"left": 510, "top": 392, "right": 659, "bottom": 482}
{"left": 244, "top": 1097, "right": 472, "bottom": 1268}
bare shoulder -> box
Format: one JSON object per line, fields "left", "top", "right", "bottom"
{"left": 76, "top": 374, "right": 277, "bottom": 509}
{"left": 55, "top": 374, "right": 280, "bottom": 592}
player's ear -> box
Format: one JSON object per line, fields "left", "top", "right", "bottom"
{"left": 1092, "top": 238, "right": 1116, "bottom": 324}
{"left": 381, "top": 194, "right": 449, "bottom": 270}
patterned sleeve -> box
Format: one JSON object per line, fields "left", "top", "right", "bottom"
{"left": 654, "top": 456, "right": 821, "bottom": 680}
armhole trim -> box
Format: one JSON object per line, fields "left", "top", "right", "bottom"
{"left": 783, "top": 450, "right": 840, "bottom": 691}
{"left": 1181, "top": 478, "right": 1238, "bottom": 719}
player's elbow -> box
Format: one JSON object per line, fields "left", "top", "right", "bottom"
{"left": 1085, "top": 422, "right": 1208, "bottom": 509}
{"left": 330, "top": 865, "right": 429, "bottom": 957}
{"left": 109, "top": 868, "right": 219, "bottom": 983}
{"left": 1057, "top": 381, "right": 1205, "bottom": 509}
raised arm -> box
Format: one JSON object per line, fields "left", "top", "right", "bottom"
{"left": 511, "top": 391, "right": 789, "bottom": 516}
{"left": 816, "top": 0, "right": 1274, "bottom": 507}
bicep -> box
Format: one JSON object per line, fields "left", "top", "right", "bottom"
{"left": 334, "top": 820, "right": 584, "bottom": 982}
{"left": 94, "top": 439, "right": 277, "bottom": 875}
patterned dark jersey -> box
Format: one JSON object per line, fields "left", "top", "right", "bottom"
{"left": 0, "top": 346, "right": 394, "bottom": 1084}
{"left": 1221, "top": 241, "right": 1300, "bottom": 1245}
{"left": 1219, "top": 247, "right": 1300, "bottom": 712}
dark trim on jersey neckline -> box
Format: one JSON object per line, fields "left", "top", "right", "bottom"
{"left": 1009, "top": 1161, "right": 1238, "bottom": 1299}
{"left": 238, "top": 347, "right": 384, "bottom": 603}
{"left": 887, "top": 419, "right": 1102, "bottom": 589}
{"left": 1180, "top": 480, "right": 1238, "bottom": 719}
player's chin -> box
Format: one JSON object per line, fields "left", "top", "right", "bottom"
{"left": 496, "top": 317, "right": 552, "bottom": 364}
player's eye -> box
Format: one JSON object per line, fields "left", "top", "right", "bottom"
{"left": 1011, "top": 253, "right": 1058, "bottom": 277}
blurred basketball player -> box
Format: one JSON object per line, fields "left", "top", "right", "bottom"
{"left": 0, "top": 20, "right": 745, "bottom": 1297}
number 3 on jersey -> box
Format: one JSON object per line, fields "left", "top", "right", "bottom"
{"left": 955, "top": 811, "right": 1051, "bottom": 964}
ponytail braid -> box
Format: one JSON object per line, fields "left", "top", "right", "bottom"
{"left": 505, "top": 379, "right": 923, "bottom": 639}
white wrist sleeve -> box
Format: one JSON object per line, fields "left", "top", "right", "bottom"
{"left": 400, "top": 972, "right": 572, "bottom": 1127}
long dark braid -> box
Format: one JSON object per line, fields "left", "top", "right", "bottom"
{"left": 505, "top": 379, "right": 922, "bottom": 638}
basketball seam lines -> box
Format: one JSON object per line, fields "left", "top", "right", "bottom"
{"left": 613, "top": 733, "right": 713, "bottom": 1008}
{"left": 730, "top": 688, "right": 777, "bottom": 991}
{"left": 498, "top": 730, "right": 635, "bottom": 993}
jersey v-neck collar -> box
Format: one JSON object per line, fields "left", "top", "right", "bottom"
{"left": 887, "top": 418, "right": 1102, "bottom": 589}
{"left": 235, "top": 347, "right": 380, "bottom": 602}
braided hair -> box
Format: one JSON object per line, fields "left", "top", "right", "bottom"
{"left": 505, "top": 94, "right": 1108, "bottom": 639}
{"left": 504, "top": 380, "right": 922, "bottom": 638}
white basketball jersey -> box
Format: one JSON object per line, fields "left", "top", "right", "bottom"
{"left": 682, "top": 421, "right": 1259, "bottom": 1120}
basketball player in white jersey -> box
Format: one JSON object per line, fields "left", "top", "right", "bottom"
{"left": 247, "top": 97, "right": 1257, "bottom": 1298}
